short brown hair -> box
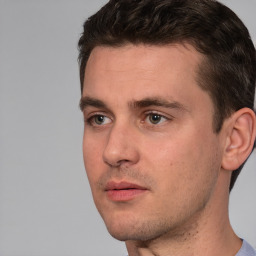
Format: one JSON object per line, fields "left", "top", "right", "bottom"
{"left": 78, "top": 0, "right": 256, "bottom": 191}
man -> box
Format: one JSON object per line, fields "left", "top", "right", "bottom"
{"left": 78, "top": 0, "right": 256, "bottom": 255}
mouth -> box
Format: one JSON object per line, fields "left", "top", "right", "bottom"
{"left": 105, "top": 181, "right": 148, "bottom": 202}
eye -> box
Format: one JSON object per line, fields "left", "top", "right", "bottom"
{"left": 145, "top": 113, "right": 167, "bottom": 125}
{"left": 88, "top": 115, "right": 112, "bottom": 126}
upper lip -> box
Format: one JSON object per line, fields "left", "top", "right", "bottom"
{"left": 105, "top": 181, "right": 147, "bottom": 191}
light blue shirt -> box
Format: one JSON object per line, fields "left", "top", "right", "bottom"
{"left": 236, "top": 240, "right": 256, "bottom": 256}
{"left": 125, "top": 240, "right": 256, "bottom": 256}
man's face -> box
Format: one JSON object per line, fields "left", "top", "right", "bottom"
{"left": 81, "top": 44, "right": 224, "bottom": 241}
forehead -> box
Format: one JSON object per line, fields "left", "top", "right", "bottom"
{"left": 82, "top": 43, "right": 211, "bottom": 112}
{"left": 84, "top": 43, "right": 202, "bottom": 85}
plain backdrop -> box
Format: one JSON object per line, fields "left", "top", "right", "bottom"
{"left": 0, "top": 0, "right": 255, "bottom": 255}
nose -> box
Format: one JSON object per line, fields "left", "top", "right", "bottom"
{"left": 103, "top": 122, "right": 140, "bottom": 167}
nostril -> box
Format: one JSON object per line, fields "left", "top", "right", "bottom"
{"left": 102, "top": 132, "right": 140, "bottom": 166}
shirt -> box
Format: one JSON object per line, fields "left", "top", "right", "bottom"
{"left": 124, "top": 239, "right": 256, "bottom": 256}
{"left": 236, "top": 240, "right": 256, "bottom": 256}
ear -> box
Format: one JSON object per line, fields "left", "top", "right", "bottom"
{"left": 221, "top": 108, "right": 256, "bottom": 171}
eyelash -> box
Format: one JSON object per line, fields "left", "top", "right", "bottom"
{"left": 143, "top": 111, "right": 170, "bottom": 125}
{"left": 85, "top": 113, "right": 112, "bottom": 126}
{"left": 85, "top": 111, "right": 171, "bottom": 127}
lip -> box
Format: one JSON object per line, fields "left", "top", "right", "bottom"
{"left": 105, "top": 181, "right": 148, "bottom": 202}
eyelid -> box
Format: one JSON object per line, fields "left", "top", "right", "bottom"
{"left": 84, "top": 111, "right": 113, "bottom": 126}
{"left": 142, "top": 110, "right": 173, "bottom": 126}
{"left": 83, "top": 110, "right": 174, "bottom": 127}
{"left": 144, "top": 110, "right": 173, "bottom": 120}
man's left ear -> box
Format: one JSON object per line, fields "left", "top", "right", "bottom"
{"left": 221, "top": 108, "right": 256, "bottom": 171}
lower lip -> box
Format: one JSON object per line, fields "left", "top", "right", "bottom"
{"left": 106, "top": 189, "right": 147, "bottom": 201}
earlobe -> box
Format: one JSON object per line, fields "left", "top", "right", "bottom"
{"left": 221, "top": 108, "right": 256, "bottom": 171}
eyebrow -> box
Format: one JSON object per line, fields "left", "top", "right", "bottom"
{"left": 79, "top": 96, "right": 108, "bottom": 111}
{"left": 79, "top": 96, "right": 188, "bottom": 113}
{"left": 129, "top": 97, "right": 188, "bottom": 112}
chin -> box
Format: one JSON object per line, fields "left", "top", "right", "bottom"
{"left": 107, "top": 227, "right": 155, "bottom": 242}
{"left": 103, "top": 215, "right": 172, "bottom": 242}
{"left": 103, "top": 216, "right": 138, "bottom": 241}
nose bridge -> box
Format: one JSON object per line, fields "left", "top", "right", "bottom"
{"left": 103, "top": 119, "right": 139, "bottom": 167}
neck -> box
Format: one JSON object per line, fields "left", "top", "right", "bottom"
{"left": 125, "top": 171, "right": 242, "bottom": 256}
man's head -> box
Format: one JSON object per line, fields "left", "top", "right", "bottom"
{"left": 78, "top": 0, "right": 256, "bottom": 243}
{"left": 78, "top": 0, "right": 256, "bottom": 192}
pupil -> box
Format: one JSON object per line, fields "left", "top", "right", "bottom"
{"left": 150, "top": 114, "right": 161, "bottom": 124}
{"left": 96, "top": 115, "right": 104, "bottom": 124}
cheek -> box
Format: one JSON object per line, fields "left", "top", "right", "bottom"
{"left": 142, "top": 128, "right": 219, "bottom": 189}
{"left": 142, "top": 133, "right": 196, "bottom": 171}
{"left": 83, "top": 133, "right": 106, "bottom": 183}
{"left": 143, "top": 136, "right": 220, "bottom": 220}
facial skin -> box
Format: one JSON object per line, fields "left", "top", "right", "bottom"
{"left": 81, "top": 43, "right": 225, "bottom": 236}
{"left": 81, "top": 44, "right": 254, "bottom": 255}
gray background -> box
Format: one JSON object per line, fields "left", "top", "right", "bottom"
{"left": 0, "top": 0, "right": 255, "bottom": 255}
